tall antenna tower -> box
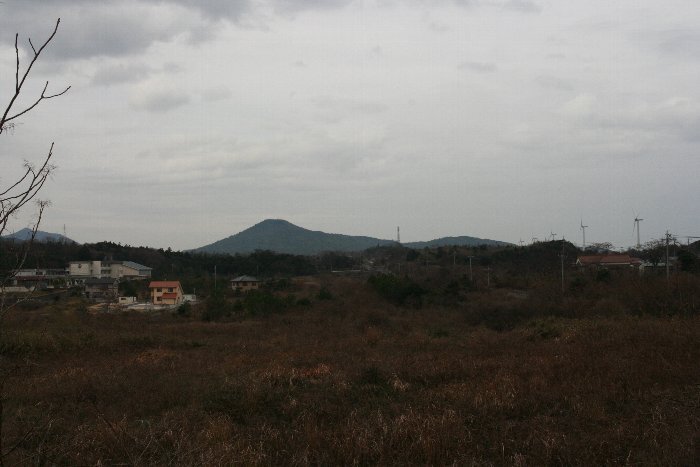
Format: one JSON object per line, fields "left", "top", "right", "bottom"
{"left": 580, "top": 220, "right": 588, "bottom": 249}
{"left": 397, "top": 226, "right": 400, "bottom": 244}
{"left": 634, "top": 215, "right": 643, "bottom": 249}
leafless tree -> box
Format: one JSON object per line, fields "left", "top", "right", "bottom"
{"left": 0, "top": 18, "right": 69, "bottom": 307}
{"left": 0, "top": 19, "right": 68, "bottom": 465}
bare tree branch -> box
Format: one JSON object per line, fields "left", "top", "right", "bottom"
{"left": 0, "top": 18, "right": 69, "bottom": 134}
{"left": 0, "top": 18, "right": 67, "bottom": 465}
{"left": 0, "top": 145, "right": 54, "bottom": 237}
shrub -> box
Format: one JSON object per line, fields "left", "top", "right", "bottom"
{"left": 175, "top": 301, "right": 191, "bottom": 317}
{"left": 367, "top": 274, "right": 425, "bottom": 306}
{"left": 527, "top": 317, "right": 560, "bottom": 340}
{"left": 596, "top": 268, "right": 612, "bottom": 283}
{"left": 242, "top": 290, "right": 289, "bottom": 316}
{"left": 202, "top": 291, "right": 232, "bottom": 321}
{"left": 317, "top": 287, "right": 333, "bottom": 300}
{"left": 357, "top": 365, "right": 386, "bottom": 387}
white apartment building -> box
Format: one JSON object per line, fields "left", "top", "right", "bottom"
{"left": 68, "top": 260, "right": 152, "bottom": 279}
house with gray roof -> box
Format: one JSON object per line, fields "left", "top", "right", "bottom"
{"left": 231, "top": 275, "right": 261, "bottom": 292}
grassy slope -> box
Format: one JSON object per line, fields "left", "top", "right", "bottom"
{"left": 1, "top": 278, "right": 699, "bottom": 465}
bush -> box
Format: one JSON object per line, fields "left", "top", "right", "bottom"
{"left": 175, "top": 301, "right": 191, "bottom": 317}
{"left": 596, "top": 269, "right": 612, "bottom": 283}
{"left": 367, "top": 274, "right": 425, "bottom": 306}
{"left": 242, "top": 290, "right": 289, "bottom": 316}
{"left": 317, "top": 287, "right": 333, "bottom": 300}
{"left": 202, "top": 291, "right": 231, "bottom": 321}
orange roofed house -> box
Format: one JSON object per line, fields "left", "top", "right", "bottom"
{"left": 148, "top": 281, "right": 184, "bottom": 305}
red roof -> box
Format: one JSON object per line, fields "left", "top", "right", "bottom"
{"left": 161, "top": 292, "right": 179, "bottom": 299}
{"left": 149, "top": 281, "right": 181, "bottom": 289}
{"left": 577, "top": 255, "right": 642, "bottom": 266}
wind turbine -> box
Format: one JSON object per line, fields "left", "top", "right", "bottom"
{"left": 633, "top": 215, "right": 643, "bottom": 249}
{"left": 550, "top": 231, "right": 557, "bottom": 241}
{"left": 580, "top": 220, "right": 588, "bottom": 249}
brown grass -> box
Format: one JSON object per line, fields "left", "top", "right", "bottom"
{"left": 1, "top": 276, "right": 699, "bottom": 465}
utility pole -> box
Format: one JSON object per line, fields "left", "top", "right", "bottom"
{"left": 467, "top": 256, "right": 473, "bottom": 282}
{"left": 214, "top": 265, "right": 217, "bottom": 290}
{"left": 665, "top": 231, "right": 671, "bottom": 283}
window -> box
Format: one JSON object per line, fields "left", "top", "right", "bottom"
{"left": 157, "top": 288, "right": 161, "bottom": 292}
{"left": 168, "top": 288, "right": 173, "bottom": 292}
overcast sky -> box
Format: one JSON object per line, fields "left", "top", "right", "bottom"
{"left": 1, "top": 0, "right": 699, "bottom": 250}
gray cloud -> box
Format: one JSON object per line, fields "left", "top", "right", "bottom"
{"left": 309, "top": 95, "right": 388, "bottom": 121}
{"left": 129, "top": 83, "right": 190, "bottom": 112}
{"left": 559, "top": 94, "right": 700, "bottom": 146}
{"left": 499, "top": 0, "right": 541, "bottom": 13}
{"left": 91, "top": 63, "right": 152, "bottom": 86}
{"left": 535, "top": 75, "right": 573, "bottom": 92}
{"left": 2, "top": 5, "right": 167, "bottom": 59}
{"left": 3, "top": 0, "right": 699, "bottom": 250}
{"left": 271, "top": 0, "right": 355, "bottom": 15}
{"left": 0, "top": 0, "right": 540, "bottom": 65}
{"left": 201, "top": 86, "right": 232, "bottom": 102}
{"left": 140, "top": 0, "right": 253, "bottom": 20}
{"left": 658, "top": 29, "right": 700, "bottom": 59}
{"left": 451, "top": 0, "right": 540, "bottom": 12}
{"left": 0, "top": 0, "right": 252, "bottom": 62}
{"left": 458, "top": 61, "right": 497, "bottom": 73}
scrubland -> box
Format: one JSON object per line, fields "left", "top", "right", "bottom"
{"left": 1, "top": 274, "right": 699, "bottom": 465}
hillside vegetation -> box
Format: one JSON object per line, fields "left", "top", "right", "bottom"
{"left": 192, "top": 219, "right": 508, "bottom": 255}
{"left": 1, "top": 266, "right": 699, "bottom": 464}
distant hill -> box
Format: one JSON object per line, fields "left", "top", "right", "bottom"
{"left": 193, "top": 219, "right": 395, "bottom": 256}
{"left": 404, "top": 236, "right": 509, "bottom": 249}
{"left": 1, "top": 228, "right": 76, "bottom": 244}
{"left": 193, "top": 219, "right": 510, "bottom": 255}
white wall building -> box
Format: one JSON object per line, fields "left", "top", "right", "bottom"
{"left": 68, "top": 260, "right": 152, "bottom": 279}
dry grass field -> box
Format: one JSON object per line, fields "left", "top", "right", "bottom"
{"left": 1, "top": 275, "right": 699, "bottom": 465}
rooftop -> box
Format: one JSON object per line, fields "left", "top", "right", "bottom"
{"left": 232, "top": 275, "right": 259, "bottom": 282}
{"left": 121, "top": 261, "right": 152, "bottom": 271}
{"left": 149, "top": 281, "right": 182, "bottom": 288}
{"left": 577, "top": 255, "right": 642, "bottom": 266}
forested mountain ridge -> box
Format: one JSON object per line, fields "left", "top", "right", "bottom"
{"left": 193, "top": 219, "right": 509, "bottom": 255}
